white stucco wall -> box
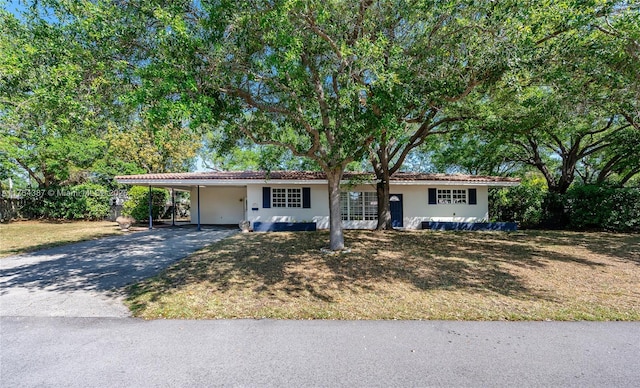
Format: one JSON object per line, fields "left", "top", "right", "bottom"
{"left": 398, "top": 185, "right": 489, "bottom": 229}
{"left": 190, "top": 186, "right": 246, "bottom": 225}
{"left": 246, "top": 184, "right": 331, "bottom": 228}
{"left": 242, "top": 183, "right": 489, "bottom": 230}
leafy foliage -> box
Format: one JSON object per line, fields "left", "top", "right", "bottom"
{"left": 491, "top": 179, "right": 640, "bottom": 232}
{"left": 21, "top": 183, "right": 111, "bottom": 220}
{"left": 489, "top": 175, "right": 547, "bottom": 228}
{"left": 415, "top": 2, "right": 639, "bottom": 194}
{"left": 1, "top": 2, "right": 201, "bottom": 194}
{"left": 0, "top": 8, "right": 112, "bottom": 188}
{"left": 122, "top": 186, "right": 168, "bottom": 222}
{"left": 565, "top": 184, "right": 640, "bottom": 232}
{"left": 106, "top": 122, "right": 200, "bottom": 174}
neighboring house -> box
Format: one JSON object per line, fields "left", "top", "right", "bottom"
{"left": 115, "top": 171, "right": 519, "bottom": 229}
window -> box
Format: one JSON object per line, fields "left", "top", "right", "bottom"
{"left": 437, "top": 189, "right": 467, "bottom": 204}
{"left": 452, "top": 189, "right": 467, "bottom": 204}
{"left": 341, "top": 192, "right": 377, "bottom": 221}
{"left": 437, "top": 189, "right": 452, "bottom": 204}
{"left": 363, "top": 192, "right": 377, "bottom": 220}
{"left": 272, "top": 188, "right": 301, "bottom": 208}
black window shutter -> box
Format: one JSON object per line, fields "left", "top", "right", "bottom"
{"left": 428, "top": 188, "right": 437, "bottom": 205}
{"left": 469, "top": 188, "right": 477, "bottom": 205}
{"left": 262, "top": 187, "right": 271, "bottom": 208}
{"left": 302, "top": 187, "right": 311, "bottom": 208}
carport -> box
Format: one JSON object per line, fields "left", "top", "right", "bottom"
{"left": 115, "top": 173, "right": 249, "bottom": 231}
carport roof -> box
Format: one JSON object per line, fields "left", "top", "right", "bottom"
{"left": 115, "top": 171, "right": 520, "bottom": 186}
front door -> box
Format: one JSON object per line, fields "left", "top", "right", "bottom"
{"left": 389, "top": 194, "right": 403, "bottom": 228}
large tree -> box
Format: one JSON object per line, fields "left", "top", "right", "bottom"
{"left": 0, "top": 6, "right": 115, "bottom": 188}
{"left": 125, "top": 0, "right": 388, "bottom": 249}
{"left": 357, "top": 0, "right": 515, "bottom": 229}
{"left": 423, "top": 83, "right": 637, "bottom": 194}
{"left": 1, "top": 1, "right": 205, "bottom": 191}
{"left": 317, "top": 0, "right": 616, "bottom": 230}
{"left": 219, "top": 0, "right": 381, "bottom": 249}
{"left": 415, "top": 1, "right": 639, "bottom": 193}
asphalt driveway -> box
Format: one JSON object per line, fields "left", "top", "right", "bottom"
{"left": 0, "top": 226, "right": 238, "bottom": 317}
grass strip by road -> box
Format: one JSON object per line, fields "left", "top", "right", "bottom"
{"left": 126, "top": 230, "right": 640, "bottom": 321}
{"left": 0, "top": 220, "right": 123, "bottom": 257}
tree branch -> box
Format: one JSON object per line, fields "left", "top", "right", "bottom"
{"left": 238, "top": 124, "right": 321, "bottom": 162}
{"left": 592, "top": 24, "right": 618, "bottom": 37}
{"left": 223, "top": 86, "right": 321, "bottom": 151}
{"left": 14, "top": 158, "right": 44, "bottom": 187}
{"left": 427, "top": 13, "right": 450, "bottom": 49}
{"left": 526, "top": 136, "right": 557, "bottom": 188}
{"left": 388, "top": 115, "right": 468, "bottom": 175}
{"left": 622, "top": 113, "right": 640, "bottom": 130}
{"left": 348, "top": 0, "right": 374, "bottom": 44}
{"left": 444, "top": 78, "right": 480, "bottom": 103}
{"left": 303, "top": 14, "right": 347, "bottom": 68}
{"left": 535, "top": 27, "right": 571, "bottom": 46}
{"left": 301, "top": 53, "right": 331, "bottom": 130}
{"left": 585, "top": 115, "right": 615, "bottom": 136}
{"left": 620, "top": 167, "right": 640, "bottom": 186}
{"left": 596, "top": 154, "right": 624, "bottom": 183}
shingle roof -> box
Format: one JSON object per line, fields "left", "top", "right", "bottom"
{"left": 115, "top": 171, "right": 520, "bottom": 184}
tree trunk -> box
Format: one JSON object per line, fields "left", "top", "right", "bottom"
{"left": 371, "top": 139, "right": 394, "bottom": 231}
{"left": 375, "top": 176, "right": 393, "bottom": 230}
{"left": 326, "top": 167, "right": 345, "bottom": 250}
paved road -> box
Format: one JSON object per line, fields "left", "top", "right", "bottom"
{"left": 2, "top": 227, "right": 639, "bottom": 387}
{"left": 2, "top": 318, "right": 639, "bottom": 387}
{"left": 0, "top": 226, "right": 238, "bottom": 317}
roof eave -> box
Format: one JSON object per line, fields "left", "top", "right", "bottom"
{"left": 115, "top": 178, "right": 519, "bottom": 187}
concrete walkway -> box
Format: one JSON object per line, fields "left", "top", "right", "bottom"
{"left": 0, "top": 226, "right": 238, "bottom": 317}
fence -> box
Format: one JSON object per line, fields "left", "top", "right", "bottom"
{"left": 0, "top": 198, "right": 26, "bottom": 222}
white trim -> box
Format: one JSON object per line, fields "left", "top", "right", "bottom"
{"left": 115, "top": 178, "right": 518, "bottom": 187}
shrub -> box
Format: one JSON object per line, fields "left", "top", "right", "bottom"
{"left": 565, "top": 184, "right": 640, "bottom": 232}
{"left": 540, "top": 191, "right": 570, "bottom": 229}
{"left": 21, "top": 183, "right": 111, "bottom": 220}
{"left": 489, "top": 176, "right": 546, "bottom": 228}
{"left": 122, "top": 186, "right": 168, "bottom": 222}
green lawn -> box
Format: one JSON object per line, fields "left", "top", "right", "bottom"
{"left": 126, "top": 230, "right": 640, "bottom": 321}
{"left": 0, "top": 220, "right": 123, "bottom": 257}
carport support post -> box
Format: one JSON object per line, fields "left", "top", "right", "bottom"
{"left": 148, "top": 185, "right": 153, "bottom": 230}
{"left": 197, "top": 185, "right": 201, "bottom": 231}
{"left": 171, "top": 188, "right": 176, "bottom": 227}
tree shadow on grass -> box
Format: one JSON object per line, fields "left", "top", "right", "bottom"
{"left": 128, "top": 232, "right": 332, "bottom": 310}
{"left": 126, "top": 229, "right": 631, "bottom": 315}
{"left": 522, "top": 230, "right": 640, "bottom": 265}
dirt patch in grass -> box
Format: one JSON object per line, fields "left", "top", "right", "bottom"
{"left": 0, "top": 220, "right": 123, "bottom": 257}
{"left": 126, "top": 230, "right": 640, "bottom": 321}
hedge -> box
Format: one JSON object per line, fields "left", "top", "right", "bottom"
{"left": 20, "top": 183, "right": 111, "bottom": 220}
{"left": 491, "top": 182, "right": 640, "bottom": 232}
{"left": 122, "top": 186, "right": 169, "bottom": 222}
{"left": 564, "top": 184, "right": 640, "bottom": 232}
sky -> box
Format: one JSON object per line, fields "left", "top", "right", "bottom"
{"left": 3, "top": 0, "right": 27, "bottom": 18}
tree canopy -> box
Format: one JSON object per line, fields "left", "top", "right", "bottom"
{"left": 1, "top": 0, "right": 638, "bottom": 241}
